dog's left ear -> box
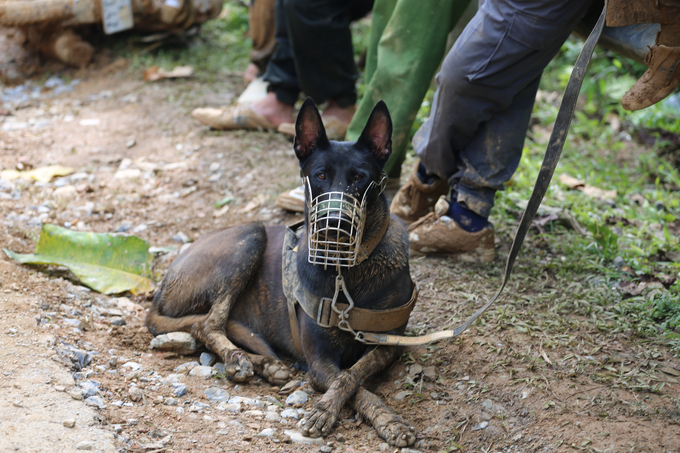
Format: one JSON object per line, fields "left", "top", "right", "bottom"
{"left": 357, "top": 101, "right": 392, "bottom": 167}
{"left": 294, "top": 97, "right": 329, "bottom": 163}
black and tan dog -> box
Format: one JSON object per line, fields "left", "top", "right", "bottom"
{"left": 145, "top": 99, "right": 417, "bottom": 446}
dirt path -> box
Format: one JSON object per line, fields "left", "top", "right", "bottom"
{"left": 2, "top": 62, "right": 680, "bottom": 453}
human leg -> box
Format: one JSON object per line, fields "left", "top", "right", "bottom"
{"left": 346, "top": 0, "right": 471, "bottom": 180}
{"left": 404, "top": 0, "right": 595, "bottom": 258}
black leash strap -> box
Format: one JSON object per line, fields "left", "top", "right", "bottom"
{"left": 360, "top": 2, "right": 608, "bottom": 346}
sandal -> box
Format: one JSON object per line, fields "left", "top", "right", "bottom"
{"left": 276, "top": 116, "right": 348, "bottom": 141}
{"left": 191, "top": 104, "right": 275, "bottom": 130}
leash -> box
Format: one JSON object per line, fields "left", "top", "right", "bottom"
{"left": 359, "top": 1, "right": 608, "bottom": 346}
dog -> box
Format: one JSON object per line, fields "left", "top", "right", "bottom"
{"left": 145, "top": 98, "right": 418, "bottom": 447}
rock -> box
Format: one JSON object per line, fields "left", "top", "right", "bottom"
{"left": 285, "top": 390, "right": 308, "bottom": 406}
{"left": 279, "top": 379, "right": 301, "bottom": 394}
{"left": 379, "top": 443, "right": 389, "bottom": 451}
{"left": 63, "top": 419, "right": 76, "bottom": 428}
{"left": 244, "top": 410, "right": 264, "bottom": 417}
{"left": 151, "top": 332, "right": 203, "bottom": 355}
{"left": 164, "top": 397, "right": 178, "bottom": 406}
{"left": 121, "top": 361, "right": 143, "bottom": 372}
{"left": 472, "top": 421, "right": 489, "bottom": 431}
{"left": 213, "top": 362, "right": 226, "bottom": 374}
{"left": 613, "top": 256, "right": 625, "bottom": 270}
{"left": 320, "top": 446, "right": 333, "bottom": 453}
{"left": 216, "top": 403, "right": 242, "bottom": 413}
{"left": 172, "top": 232, "right": 191, "bottom": 243}
{"left": 116, "top": 221, "right": 133, "bottom": 232}
{"left": 204, "top": 387, "right": 229, "bottom": 402}
{"left": 68, "top": 388, "right": 85, "bottom": 400}
{"left": 280, "top": 408, "right": 300, "bottom": 419}
{"left": 108, "top": 357, "right": 118, "bottom": 368}
{"left": 283, "top": 430, "right": 325, "bottom": 445}
{"left": 75, "top": 441, "right": 95, "bottom": 450}
{"left": 400, "top": 449, "right": 421, "bottom": 453}
{"left": 394, "top": 391, "right": 412, "bottom": 402}
{"left": 174, "top": 361, "right": 200, "bottom": 373}
{"left": 179, "top": 243, "right": 192, "bottom": 254}
{"left": 79, "top": 380, "right": 100, "bottom": 398}
{"left": 110, "top": 317, "right": 126, "bottom": 326}
{"left": 422, "top": 366, "right": 437, "bottom": 381}
{"left": 172, "top": 384, "right": 188, "bottom": 397}
{"left": 190, "top": 402, "right": 211, "bottom": 412}
{"left": 128, "top": 387, "right": 144, "bottom": 402}
{"left": 85, "top": 396, "right": 105, "bottom": 408}
{"left": 189, "top": 366, "right": 215, "bottom": 377}
{"left": 200, "top": 352, "right": 216, "bottom": 366}
{"left": 257, "top": 428, "right": 276, "bottom": 438}
{"left": 63, "top": 318, "right": 85, "bottom": 329}
{"left": 53, "top": 185, "right": 78, "bottom": 200}
{"left": 265, "top": 412, "right": 282, "bottom": 422}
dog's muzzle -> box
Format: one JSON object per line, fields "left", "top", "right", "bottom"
{"left": 305, "top": 175, "right": 386, "bottom": 269}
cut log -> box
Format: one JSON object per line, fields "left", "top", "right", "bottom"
{"left": 40, "top": 29, "right": 94, "bottom": 68}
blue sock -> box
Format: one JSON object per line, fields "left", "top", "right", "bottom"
{"left": 447, "top": 201, "right": 489, "bottom": 232}
{"left": 416, "top": 162, "right": 439, "bottom": 185}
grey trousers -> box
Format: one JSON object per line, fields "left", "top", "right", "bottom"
{"left": 414, "top": 0, "right": 595, "bottom": 217}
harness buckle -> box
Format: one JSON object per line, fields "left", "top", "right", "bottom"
{"left": 316, "top": 297, "right": 333, "bottom": 328}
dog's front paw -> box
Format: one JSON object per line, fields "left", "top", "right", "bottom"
{"left": 375, "top": 413, "right": 417, "bottom": 447}
{"left": 300, "top": 406, "right": 337, "bottom": 438}
{"left": 224, "top": 349, "right": 254, "bottom": 382}
{"left": 260, "top": 359, "right": 292, "bottom": 386}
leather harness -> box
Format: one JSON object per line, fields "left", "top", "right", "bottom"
{"left": 282, "top": 218, "right": 418, "bottom": 355}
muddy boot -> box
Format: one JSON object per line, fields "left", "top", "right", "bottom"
{"left": 389, "top": 161, "right": 448, "bottom": 224}
{"left": 622, "top": 39, "right": 680, "bottom": 111}
{"left": 408, "top": 197, "right": 495, "bottom": 263}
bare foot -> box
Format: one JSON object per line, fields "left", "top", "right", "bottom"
{"left": 244, "top": 63, "right": 259, "bottom": 83}
{"left": 251, "top": 92, "right": 294, "bottom": 127}
{"left": 322, "top": 100, "right": 356, "bottom": 125}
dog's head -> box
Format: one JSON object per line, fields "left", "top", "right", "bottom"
{"left": 294, "top": 98, "right": 392, "bottom": 267}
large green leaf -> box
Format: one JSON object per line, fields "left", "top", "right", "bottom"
{"left": 3, "top": 224, "right": 156, "bottom": 295}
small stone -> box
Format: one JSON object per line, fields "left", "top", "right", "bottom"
{"left": 204, "top": 387, "right": 229, "bottom": 402}
{"left": 126, "top": 140, "right": 136, "bottom": 148}
{"left": 216, "top": 402, "right": 242, "bottom": 412}
{"left": 280, "top": 408, "right": 300, "bottom": 419}
{"left": 128, "top": 387, "right": 144, "bottom": 402}
{"left": 393, "top": 391, "right": 412, "bottom": 402}
{"left": 213, "top": 362, "right": 226, "bottom": 374}
{"left": 283, "top": 430, "right": 325, "bottom": 445}
{"left": 257, "top": 428, "right": 276, "bottom": 438}
{"left": 121, "top": 361, "right": 143, "bottom": 372}
{"left": 54, "top": 385, "right": 66, "bottom": 392}
{"left": 85, "top": 396, "right": 105, "bottom": 408}
{"left": 189, "top": 366, "right": 215, "bottom": 377}
{"left": 53, "top": 185, "right": 78, "bottom": 200}
{"left": 79, "top": 381, "right": 99, "bottom": 398}
{"left": 266, "top": 412, "right": 282, "bottom": 422}
{"left": 173, "top": 384, "right": 188, "bottom": 397}
{"left": 613, "top": 256, "right": 625, "bottom": 271}
{"left": 63, "top": 318, "right": 85, "bottom": 329}
{"left": 110, "top": 317, "right": 126, "bottom": 326}
{"left": 151, "top": 332, "right": 203, "bottom": 355}
{"left": 199, "top": 352, "right": 216, "bottom": 367}
{"left": 108, "top": 357, "right": 118, "bottom": 368}
{"left": 285, "top": 390, "right": 308, "bottom": 406}
{"left": 75, "top": 441, "right": 94, "bottom": 450}
{"left": 63, "top": 419, "right": 76, "bottom": 428}
{"left": 279, "top": 379, "right": 301, "bottom": 394}
{"left": 174, "top": 361, "right": 200, "bottom": 373}
{"left": 164, "top": 397, "right": 178, "bottom": 406}
{"left": 244, "top": 410, "right": 264, "bottom": 417}
{"left": 128, "top": 418, "right": 138, "bottom": 426}
{"left": 68, "top": 388, "right": 85, "bottom": 400}
{"left": 378, "top": 443, "right": 389, "bottom": 451}
{"left": 422, "top": 366, "right": 436, "bottom": 381}
{"left": 472, "top": 421, "right": 489, "bottom": 431}
{"left": 320, "top": 446, "right": 333, "bottom": 453}
{"left": 172, "top": 232, "right": 191, "bottom": 244}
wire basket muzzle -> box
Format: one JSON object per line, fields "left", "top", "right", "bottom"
{"left": 305, "top": 178, "right": 369, "bottom": 268}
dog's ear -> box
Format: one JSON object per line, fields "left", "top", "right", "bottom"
{"left": 294, "top": 98, "right": 329, "bottom": 162}
{"left": 357, "top": 101, "right": 392, "bottom": 166}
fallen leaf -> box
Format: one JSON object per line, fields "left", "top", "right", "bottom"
{"left": 144, "top": 66, "right": 194, "bottom": 81}
{"left": 3, "top": 224, "right": 155, "bottom": 295}
{"left": 0, "top": 165, "right": 74, "bottom": 182}
{"left": 558, "top": 173, "right": 617, "bottom": 200}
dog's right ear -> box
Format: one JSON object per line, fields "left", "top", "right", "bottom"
{"left": 294, "top": 97, "right": 329, "bottom": 162}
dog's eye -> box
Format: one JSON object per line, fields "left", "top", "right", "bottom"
{"left": 317, "top": 173, "right": 326, "bottom": 181}
{"left": 354, "top": 174, "right": 363, "bottom": 181}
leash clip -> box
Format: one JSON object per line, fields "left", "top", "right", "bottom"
{"left": 331, "top": 274, "right": 360, "bottom": 337}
